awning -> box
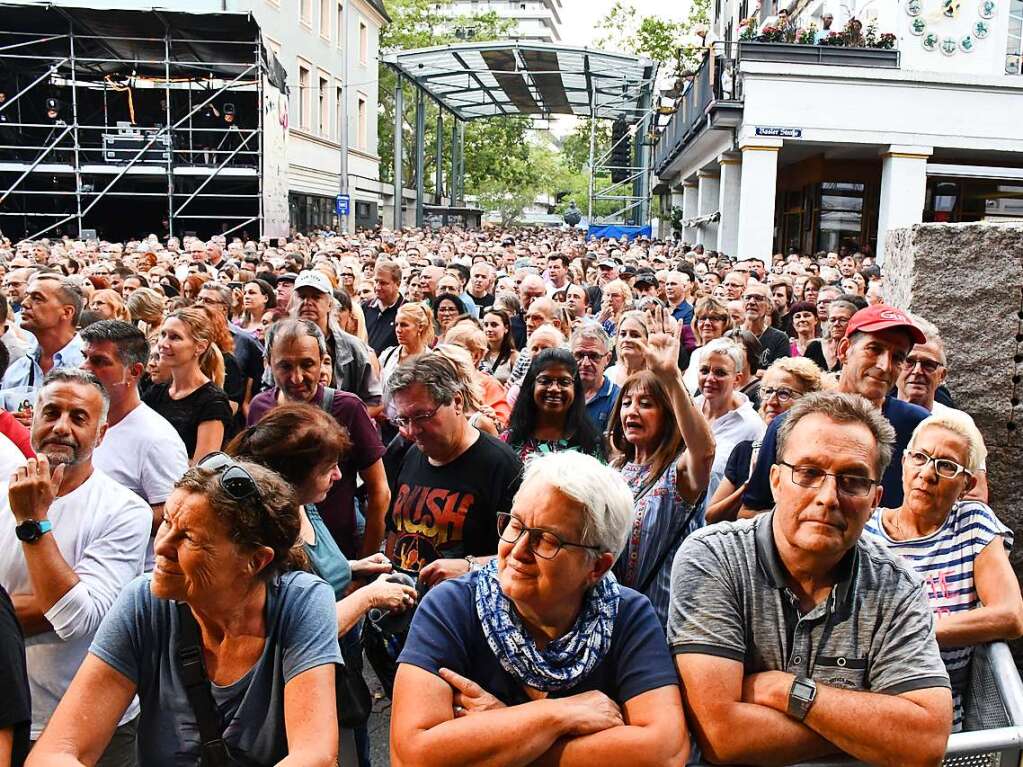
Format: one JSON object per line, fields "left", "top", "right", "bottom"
{"left": 382, "top": 41, "right": 657, "bottom": 123}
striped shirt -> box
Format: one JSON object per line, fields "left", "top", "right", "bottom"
{"left": 865, "top": 501, "right": 1012, "bottom": 729}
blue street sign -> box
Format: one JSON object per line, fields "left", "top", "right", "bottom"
{"left": 335, "top": 194, "right": 350, "bottom": 216}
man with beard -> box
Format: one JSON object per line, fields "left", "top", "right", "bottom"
{"left": 248, "top": 319, "right": 389, "bottom": 559}
{"left": 0, "top": 369, "right": 149, "bottom": 764}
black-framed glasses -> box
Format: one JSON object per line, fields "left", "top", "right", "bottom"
{"left": 389, "top": 404, "right": 442, "bottom": 430}
{"left": 496, "top": 512, "right": 601, "bottom": 559}
{"left": 573, "top": 350, "right": 605, "bottom": 363}
{"left": 904, "top": 449, "right": 971, "bottom": 480}
{"left": 902, "top": 356, "right": 943, "bottom": 374}
{"left": 761, "top": 386, "right": 801, "bottom": 403}
{"left": 778, "top": 461, "right": 879, "bottom": 498}
{"left": 197, "top": 452, "right": 262, "bottom": 504}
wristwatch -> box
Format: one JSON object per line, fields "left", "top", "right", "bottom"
{"left": 15, "top": 518, "right": 53, "bottom": 544}
{"left": 787, "top": 676, "right": 817, "bottom": 721}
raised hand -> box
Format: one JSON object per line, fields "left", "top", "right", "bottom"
{"left": 644, "top": 332, "right": 681, "bottom": 378}
{"left": 9, "top": 454, "right": 65, "bottom": 523}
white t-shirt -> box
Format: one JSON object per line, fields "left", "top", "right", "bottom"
{"left": 0, "top": 468, "right": 150, "bottom": 737}
{"left": 93, "top": 403, "right": 189, "bottom": 571}
{"left": 0, "top": 431, "right": 26, "bottom": 480}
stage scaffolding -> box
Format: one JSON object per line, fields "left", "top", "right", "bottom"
{"left": 0, "top": 4, "right": 288, "bottom": 241}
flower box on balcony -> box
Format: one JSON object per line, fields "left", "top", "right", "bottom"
{"left": 737, "top": 41, "right": 900, "bottom": 69}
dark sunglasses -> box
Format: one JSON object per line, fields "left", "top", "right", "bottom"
{"left": 197, "top": 452, "right": 262, "bottom": 506}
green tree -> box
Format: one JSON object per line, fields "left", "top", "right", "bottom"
{"left": 378, "top": 0, "right": 517, "bottom": 195}
{"left": 594, "top": 0, "right": 710, "bottom": 78}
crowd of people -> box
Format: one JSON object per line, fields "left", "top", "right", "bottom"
{"left": 0, "top": 226, "right": 1018, "bottom": 767}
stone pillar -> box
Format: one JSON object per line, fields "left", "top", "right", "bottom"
{"left": 885, "top": 223, "right": 1023, "bottom": 573}
{"left": 682, "top": 179, "right": 699, "bottom": 246}
{"left": 876, "top": 145, "right": 932, "bottom": 266}
{"left": 717, "top": 152, "right": 742, "bottom": 259}
{"left": 736, "top": 137, "right": 781, "bottom": 263}
{"left": 697, "top": 170, "right": 720, "bottom": 251}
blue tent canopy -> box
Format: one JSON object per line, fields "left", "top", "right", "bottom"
{"left": 587, "top": 224, "right": 652, "bottom": 241}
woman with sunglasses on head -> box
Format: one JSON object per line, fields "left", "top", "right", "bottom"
{"left": 502, "top": 348, "right": 601, "bottom": 463}
{"left": 706, "top": 356, "right": 825, "bottom": 523}
{"left": 228, "top": 403, "right": 417, "bottom": 765}
{"left": 682, "top": 296, "right": 735, "bottom": 394}
{"left": 865, "top": 411, "right": 1023, "bottom": 732}
{"left": 390, "top": 451, "right": 688, "bottom": 767}
{"left": 30, "top": 458, "right": 343, "bottom": 767}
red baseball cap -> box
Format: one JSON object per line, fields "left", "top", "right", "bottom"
{"left": 844, "top": 304, "right": 926, "bottom": 344}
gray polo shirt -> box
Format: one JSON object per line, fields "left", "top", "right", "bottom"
{"left": 668, "top": 513, "right": 949, "bottom": 695}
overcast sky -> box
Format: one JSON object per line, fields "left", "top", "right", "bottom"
{"left": 557, "top": 0, "right": 692, "bottom": 48}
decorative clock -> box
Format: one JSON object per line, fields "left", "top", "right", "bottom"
{"left": 904, "top": 0, "right": 996, "bottom": 55}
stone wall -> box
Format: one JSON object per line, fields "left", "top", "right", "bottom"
{"left": 885, "top": 223, "right": 1023, "bottom": 572}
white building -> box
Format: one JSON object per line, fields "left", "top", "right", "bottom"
{"left": 654, "top": 0, "right": 1023, "bottom": 263}
{"left": 440, "top": 0, "right": 562, "bottom": 43}
{"left": 5, "top": 0, "right": 390, "bottom": 232}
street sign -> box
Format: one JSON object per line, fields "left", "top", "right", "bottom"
{"left": 335, "top": 194, "right": 350, "bottom": 216}
{"left": 755, "top": 126, "right": 802, "bottom": 138}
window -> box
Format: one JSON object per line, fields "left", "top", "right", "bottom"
{"left": 298, "top": 62, "right": 311, "bottom": 129}
{"left": 318, "top": 74, "right": 330, "bottom": 136}
{"left": 336, "top": 84, "right": 345, "bottom": 141}
{"left": 1008, "top": 0, "right": 1023, "bottom": 73}
{"left": 357, "top": 94, "right": 367, "bottom": 149}
{"left": 300, "top": 0, "right": 313, "bottom": 26}
{"left": 359, "top": 20, "right": 368, "bottom": 65}
{"left": 320, "top": 0, "right": 331, "bottom": 38}
{"left": 337, "top": 1, "right": 345, "bottom": 49}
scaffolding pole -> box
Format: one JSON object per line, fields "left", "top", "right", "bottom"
{"left": 164, "top": 27, "right": 174, "bottom": 238}
{"left": 392, "top": 74, "right": 403, "bottom": 230}
{"left": 434, "top": 110, "right": 443, "bottom": 204}
{"left": 69, "top": 21, "right": 82, "bottom": 236}
{"left": 414, "top": 89, "right": 425, "bottom": 228}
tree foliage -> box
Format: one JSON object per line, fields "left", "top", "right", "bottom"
{"left": 594, "top": 0, "right": 711, "bottom": 78}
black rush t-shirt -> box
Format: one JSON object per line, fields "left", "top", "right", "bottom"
{"left": 385, "top": 432, "right": 522, "bottom": 573}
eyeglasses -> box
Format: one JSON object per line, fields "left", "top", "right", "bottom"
{"left": 389, "top": 404, "right": 442, "bottom": 429}
{"left": 194, "top": 296, "right": 226, "bottom": 307}
{"left": 742, "top": 294, "right": 768, "bottom": 303}
{"left": 902, "top": 356, "right": 943, "bottom": 374}
{"left": 761, "top": 386, "right": 801, "bottom": 403}
{"left": 573, "top": 350, "right": 605, "bottom": 363}
{"left": 778, "top": 460, "right": 879, "bottom": 498}
{"left": 904, "top": 449, "right": 971, "bottom": 479}
{"left": 535, "top": 375, "right": 574, "bottom": 389}
{"left": 496, "top": 512, "right": 601, "bottom": 559}
{"left": 197, "top": 452, "right": 263, "bottom": 505}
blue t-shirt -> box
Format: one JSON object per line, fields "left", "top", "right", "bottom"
{"left": 90, "top": 572, "right": 342, "bottom": 766}
{"left": 742, "top": 395, "right": 928, "bottom": 510}
{"left": 585, "top": 375, "right": 620, "bottom": 436}
{"left": 303, "top": 505, "right": 352, "bottom": 600}
{"left": 398, "top": 574, "right": 678, "bottom": 706}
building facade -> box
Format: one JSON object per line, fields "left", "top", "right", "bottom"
{"left": 654, "top": 0, "right": 1023, "bottom": 263}
{"left": 440, "top": 0, "right": 562, "bottom": 43}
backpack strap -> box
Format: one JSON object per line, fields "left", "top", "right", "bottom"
{"left": 320, "top": 386, "right": 336, "bottom": 414}
{"left": 175, "top": 602, "right": 232, "bottom": 767}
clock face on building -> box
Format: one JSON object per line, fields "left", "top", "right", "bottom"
{"left": 905, "top": 0, "right": 995, "bottom": 54}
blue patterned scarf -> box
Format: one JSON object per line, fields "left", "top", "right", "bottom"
{"left": 473, "top": 559, "right": 620, "bottom": 692}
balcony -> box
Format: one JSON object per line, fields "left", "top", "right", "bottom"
{"left": 652, "top": 41, "right": 901, "bottom": 177}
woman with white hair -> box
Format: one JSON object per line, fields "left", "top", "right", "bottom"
{"left": 866, "top": 411, "right": 1023, "bottom": 732}
{"left": 390, "top": 451, "right": 688, "bottom": 766}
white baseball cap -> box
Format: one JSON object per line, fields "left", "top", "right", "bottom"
{"left": 293, "top": 270, "right": 333, "bottom": 295}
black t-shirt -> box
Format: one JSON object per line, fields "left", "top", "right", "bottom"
{"left": 143, "top": 381, "right": 234, "bottom": 458}
{"left": 384, "top": 432, "right": 523, "bottom": 573}
{"left": 229, "top": 326, "right": 265, "bottom": 392}
{"left": 0, "top": 585, "right": 30, "bottom": 767}
{"left": 757, "top": 325, "right": 791, "bottom": 369}
{"left": 362, "top": 297, "right": 405, "bottom": 356}
{"left": 469, "top": 291, "right": 495, "bottom": 310}
{"left": 724, "top": 439, "right": 758, "bottom": 487}
{"left": 804, "top": 339, "right": 841, "bottom": 373}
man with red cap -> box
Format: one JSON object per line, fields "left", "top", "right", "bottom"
{"left": 740, "top": 305, "right": 929, "bottom": 513}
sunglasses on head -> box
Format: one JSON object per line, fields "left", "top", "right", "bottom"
{"left": 197, "top": 452, "right": 263, "bottom": 506}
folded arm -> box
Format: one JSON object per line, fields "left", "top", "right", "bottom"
{"left": 937, "top": 538, "right": 1023, "bottom": 647}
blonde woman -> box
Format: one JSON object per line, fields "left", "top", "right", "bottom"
{"left": 379, "top": 303, "right": 435, "bottom": 384}
{"left": 126, "top": 287, "right": 166, "bottom": 343}
{"left": 142, "top": 308, "right": 233, "bottom": 463}
{"left": 605, "top": 310, "right": 650, "bottom": 388}
{"left": 444, "top": 322, "right": 511, "bottom": 430}
{"left": 597, "top": 278, "right": 632, "bottom": 337}
{"left": 89, "top": 288, "right": 130, "bottom": 321}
